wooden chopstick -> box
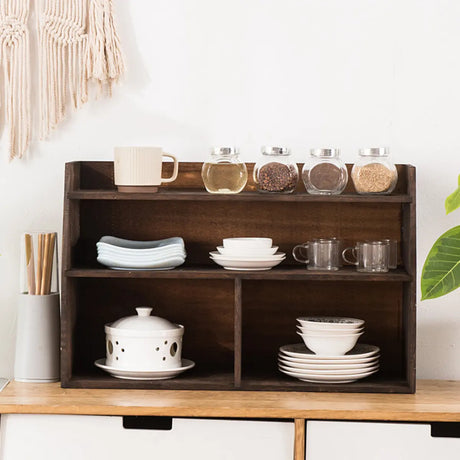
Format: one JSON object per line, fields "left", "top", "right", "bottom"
{"left": 40, "top": 234, "right": 50, "bottom": 295}
{"left": 46, "top": 233, "right": 56, "bottom": 294}
{"left": 24, "top": 234, "right": 36, "bottom": 295}
{"left": 36, "top": 234, "right": 43, "bottom": 294}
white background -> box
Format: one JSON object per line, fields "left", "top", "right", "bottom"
{"left": 0, "top": 0, "right": 459, "bottom": 381}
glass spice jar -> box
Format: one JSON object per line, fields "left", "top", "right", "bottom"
{"left": 302, "top": 148, "right": 348, "bottom": 195}
{"left": 351, "top": 148, "right": 398, "bottom": 195}
{"left": 253, "top": 146, "right": 299, "bottom": 193}
{"left": 201, "top": 147, "right": 248, "bottom": 194}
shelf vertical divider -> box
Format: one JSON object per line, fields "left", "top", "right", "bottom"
{"left": 401, "top": 165, "right": 416, "bottom": 392}
{"left": 234, "top": 277, "right": 242, "bottom": 388}
{"left": 61, "top": 162, "right": 81, "bottom": 386}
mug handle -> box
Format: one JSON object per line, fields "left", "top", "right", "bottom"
{"left": 292, "top": 244, "right": 309, "bottom": 264}
{"left": 161, "top": 153, "right": 179, "bottom": 183}
{"left": 342, "top": 247, "right": 358, "bottom": 265}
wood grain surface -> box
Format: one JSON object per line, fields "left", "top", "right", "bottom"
{"left": 1, "top": 380, "right": 460, "bottom": 421}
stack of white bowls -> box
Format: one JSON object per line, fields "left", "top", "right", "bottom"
{"left": 278, "top": 316, "right": 380, "bottom": 383}
{"left": 209, "top": 238, "right": 285, "bottom": 271}
{"left": 97, "top": 236, "right": 186, "bottom": 270}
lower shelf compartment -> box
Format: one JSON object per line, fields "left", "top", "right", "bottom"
{"left": 62, "top": 370, "right": 411, "bottom": 393}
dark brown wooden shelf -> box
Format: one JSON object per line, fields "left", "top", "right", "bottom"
{"left": 66, "top": 370, "right": 235, "bottom": 390}
{"left": 68, "top": 189, "right": 413, "bottom": 203}
{"left": 240, "top": 372, "right": 410, "bottom": 393}
{"left": 61, "top": 161, "right": 416, "bottom": 394}
{"left": 66, "top": 266, "right": 412, "bottom": 281}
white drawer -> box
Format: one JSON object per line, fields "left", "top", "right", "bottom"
{"left": 306, "top": 421, "right": 460, "bottom": 460}
{"left": 0, "top": 414, "right": 294, "bottom": 460}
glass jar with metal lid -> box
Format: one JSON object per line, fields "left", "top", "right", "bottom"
{"left": 201, "top": 147, "right": 248, "bottom": 194}
{"left": 302, "top": 148, "right": 348, "bottom": 195}
{"left": 351, "top": 147, "right": 398, "bottom": 194}
{"left": 253, "top": 146, "right": 299, "bottom": 193}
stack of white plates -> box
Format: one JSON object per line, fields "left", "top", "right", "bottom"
{"left": 209, "top": 237, "right": 285, "bottom": 271}
{"left": 278, "top": 343, "right": 380, "bottom": 383}
{"left": 96, "top": 236, "right": 186, "bottom": 270}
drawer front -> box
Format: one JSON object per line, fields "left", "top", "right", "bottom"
{"left": 306, "top": 421, "right": 460, "bottom": 460}
{"left": 0, "top": 414, "right": 293, "bottom": 460}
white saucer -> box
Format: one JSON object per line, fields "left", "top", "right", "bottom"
{"left": 210, "top": 256, "right": 285, "bottom": 270}
{"left": 278, "top": 362, "right": 379, "bottom": 375}
{"left": 94, "top": 358, "right": 195, "bottom": 380}
{"left": 279, "top": 343, "right": 380, "bottom": 360}
{"left": 278, "top": 352, "right": 380, "bottom": 365}
{"left": 278, "top": 356, "right": 379, "bottom": 370}
{"left": 209, "top": 251, "right": 286, "bottom": 261}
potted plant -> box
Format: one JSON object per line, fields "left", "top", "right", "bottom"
{"left": 422, "top": 175, "right": 460, "bottom": 299}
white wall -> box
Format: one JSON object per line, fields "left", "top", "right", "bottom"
{"left": 0, "top": 0, "right": 459, "bottom": 379}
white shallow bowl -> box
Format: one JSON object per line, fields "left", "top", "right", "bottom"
{"left": 223, "top": 237, "right": 273, "bottom": 251}
{"left": 278, "top": 356, "right": 379, "bottom": 370}
{"left": 216, "top": 246, "right": 279, "bottom": 257}
{"left": 98, "top": 248, "right": 186, "bottom": 261}
{"left": 297, "top": 317, "right": 365, "bottom": 329}
{"left": 296, "top": 327, "right": 364, "bottom": 337}
{"left": 99, "top": 236, "right": 185, "bottom": 250}
{"left": 210, "top": 255, "right": 285, "bottom": 270}
{"left": 97, "top": 254, "right": 185, "bottom": 270}
{"left": 97, "top": 243, "right": 185, "bottom": 256}
{"left": 297, "top": 332, "right": 362, "bottom": 356}
{"left": 296, "top": 325, "right": 364, "bottom": 334}
{"left": 280, "top": 343, "right": 379, "bottom": 360}
{"left": 210, "top": 251, "right": 285, "bottom": 261}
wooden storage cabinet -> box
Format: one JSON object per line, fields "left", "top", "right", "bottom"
{"left": 62, "top": 161, "right": 416, "bottom": 393}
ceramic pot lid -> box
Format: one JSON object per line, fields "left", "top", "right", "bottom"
{"left": 109, "top": 307, "right": 180, "bottom": 332}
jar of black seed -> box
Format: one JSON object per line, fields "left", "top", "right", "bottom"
{"left": 302, "top": 148, "right": 348, "bottom": 195}
{"left": 253, "top": 146, "right": 299, "bottom": 193}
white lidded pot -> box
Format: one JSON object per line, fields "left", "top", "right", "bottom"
{"left": 105, "top": 307, "right": 184, "bottom": 371}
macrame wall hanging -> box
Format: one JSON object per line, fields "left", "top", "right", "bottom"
{"left": 0, "top": 0, "right": 124, "bottom": 159}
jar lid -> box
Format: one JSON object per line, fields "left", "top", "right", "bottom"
{"left": 359, "top": 147, "right": 389, "bottom": 157}
{"left": 261, "top": 146, "right": 290, "bottom": 156}
{"left": 109, "top": 307, "right": 181, "bottom": 332}
{"left": 212, "top": 147, "right": 239, "bottom": 156}
{"left": 310, "top": 148, "right": 340, "bottom": 158}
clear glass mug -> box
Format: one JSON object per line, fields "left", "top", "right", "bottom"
{"left": 342, "top": 240, "right": 389, "bottom": 273}
{"left": 292, "top": 238, "right": 342, "bottom": 271}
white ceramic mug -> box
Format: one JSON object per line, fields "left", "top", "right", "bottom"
{"left": 114, "top": 147, "right": 179, "bottom": 192}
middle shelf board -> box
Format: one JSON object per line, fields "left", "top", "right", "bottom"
{"left": 66, "top": 266, "right": 412, "bottom": 281}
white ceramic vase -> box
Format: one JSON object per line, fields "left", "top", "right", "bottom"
{"left": 14, "top": 293, "right": 60, "bottom": 382}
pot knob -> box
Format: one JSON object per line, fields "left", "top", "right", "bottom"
{"left": 135, "top": 307, "right": 153, "bottom": 317}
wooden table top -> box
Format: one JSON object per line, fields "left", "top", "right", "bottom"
{"left": 0, "top": 380, "right": 459, "bottom": 422}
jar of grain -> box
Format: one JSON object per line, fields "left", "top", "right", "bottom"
{"left": 302, "top": 148, "right": 348, "bottom": 195}
{"left": 202, "top": 147, "right": 248, "bottom": 194}
{"left": 351, "top": 148, "right": 397, "bottom": 194}
{"left": 253, "top": 146, "right": 299, "bottom": 193}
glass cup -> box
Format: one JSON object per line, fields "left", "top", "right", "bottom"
{"left": 292, "top": 238, "right": 342, "bottom": 271}
{"left": 342, "top": 241, "right": 389, "bottom": 273}
{"left": 382, "top": 238, "right": 398, "bottom": 269}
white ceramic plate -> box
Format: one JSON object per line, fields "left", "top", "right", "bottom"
{"left": 95, "top": 358, "right": 195, "bottom": 380}
{"left": 279, "top": 343, "right": 380, "bottom": 360}
{"left": 216, "top": 246, "right": 279, "bottom": 257}
{"left": 277, "top": 356, "right": 379, "bottom": 370}
{"left": 97, "top": 243, "right": 185, "bottom": 256}
{"left": 278, "top": 366, "right": 379, "bottom": 382}
{"left": 296, "top": 317, "right": 364, "bottom": 328}
{"left": 209, "top": 251, "right": 286, "bottom": 261}
{"left": 99, "top": 236, "right": 185, "bottom": 250}
{"left": 210, "top": 256, "right": 285, "bottom": 270}
{"left": 98, "top": 248, "right": 186, "bottom": 261}
{"left": 278, "top": 362, "right": 379, "bottom": 375}
{"left": 97, "top": 255, "right": 185, "bottom": 270}
{"left": 278, "top": 352, "right": 381, "bottom": 365}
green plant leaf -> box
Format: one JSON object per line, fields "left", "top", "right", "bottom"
{"left": 445, "top": 175, "right": 460, "bottom": 214}
{"left": 421, "top": 225, "right": 460, "bottom": 300}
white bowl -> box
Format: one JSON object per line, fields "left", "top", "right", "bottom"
{"left": 222, "top": 237, "right": 273, "bottom": 251}
{"left": 297, "top": 325, "right": 364, "bottom": 335}
{"left": 297, "top": 316, "right": 365, "bottom": 329}
{"left": 297, "top": 332, "right": 361, "bottom": 356}
{"left": 216, "top": 246, "right": 279, "bottom": 257}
